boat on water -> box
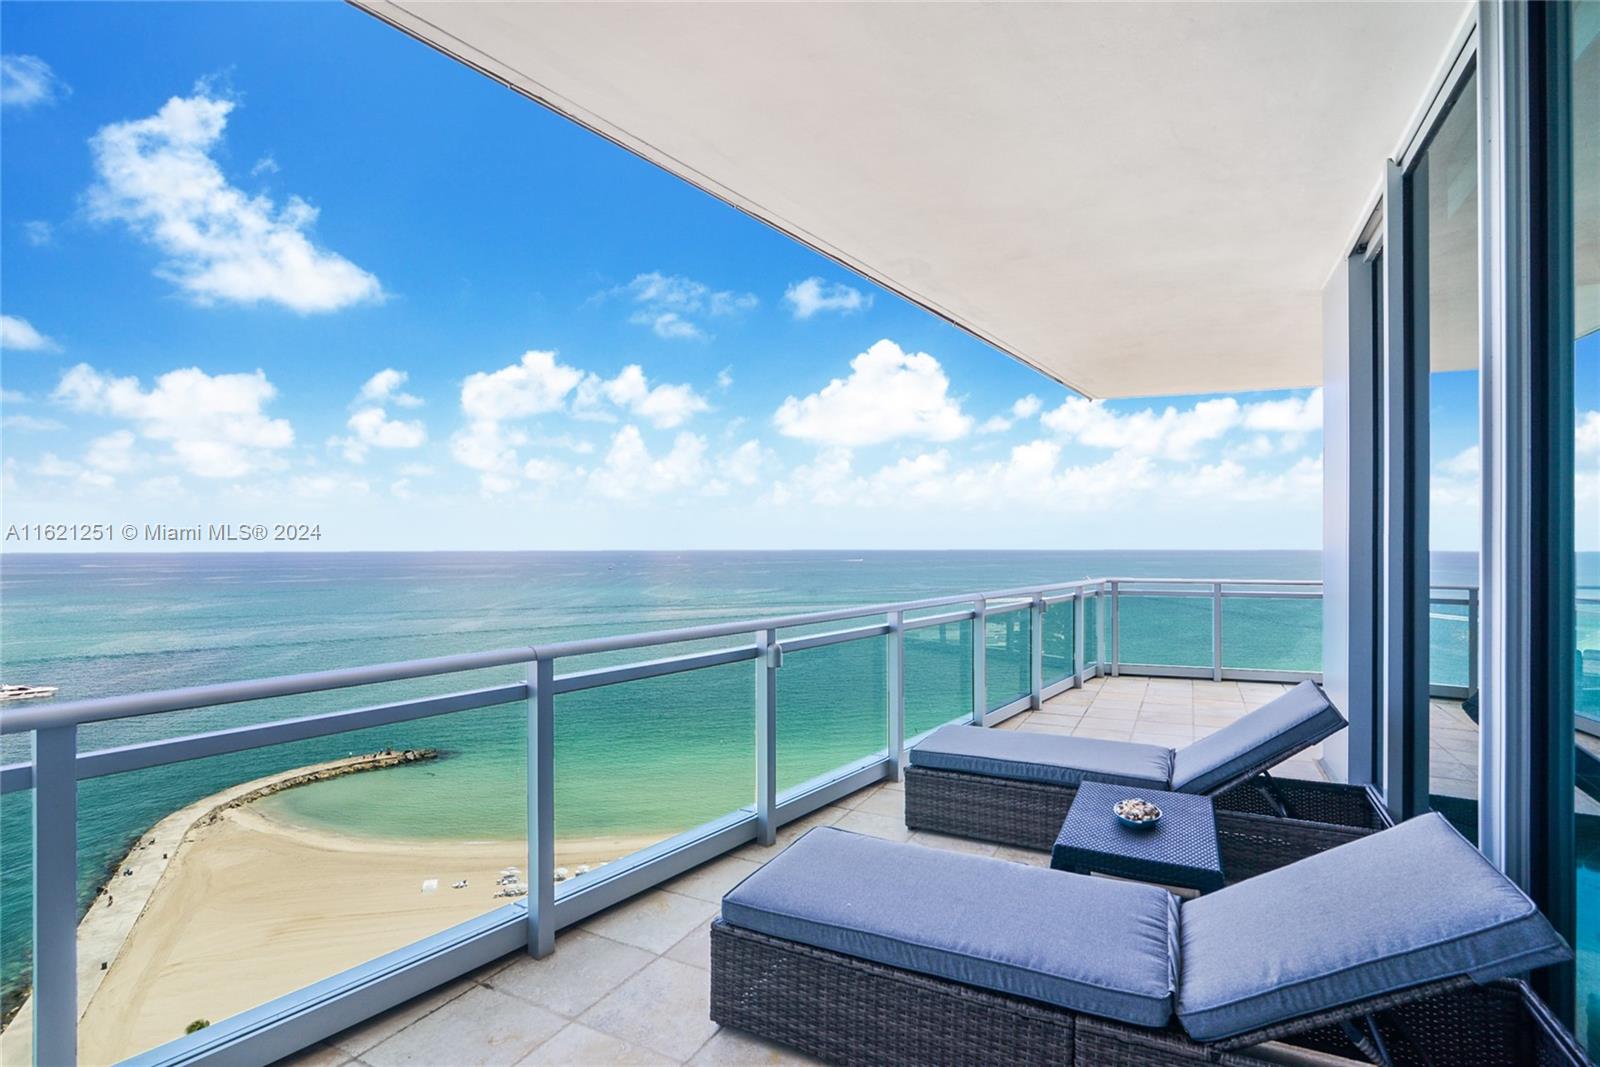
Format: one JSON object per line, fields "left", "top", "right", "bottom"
{"left": 0, "top": 684, "right": 58, "bottom": 703}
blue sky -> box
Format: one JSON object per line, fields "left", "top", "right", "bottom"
{"left": 1, "top": 2, "right": 1580, "bottom": 553}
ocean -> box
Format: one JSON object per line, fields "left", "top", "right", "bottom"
{"left": 0, "top": 547, "right": 1507, "bottom": 1015}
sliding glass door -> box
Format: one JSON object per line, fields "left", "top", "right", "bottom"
{"left": 1410, "top": 72, "right": 1482, "bottom": 838}
{"left": 1568, "top": 2, "right": 1598, "bottom": 1048}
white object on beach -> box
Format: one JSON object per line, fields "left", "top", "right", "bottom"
{"left": 575, "top": 864, "right": 591, "bottom": 875}
{"left": 555, "top": 866, "right": 569, "bottom": 881}
{"left": 421, "top": 879, "right": 438, "bottom": 893}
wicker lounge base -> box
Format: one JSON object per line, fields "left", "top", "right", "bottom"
{"left": 904, "top": 767, "right": 1390, "bottom": 881}
{"left": 709, "top": 920, "right": 1590, "bottom": 1067}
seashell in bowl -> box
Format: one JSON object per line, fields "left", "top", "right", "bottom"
{"left": 1113, "top": 797, "right": 1163, "bottom": 827}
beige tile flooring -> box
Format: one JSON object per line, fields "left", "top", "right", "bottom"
{"left": 279, "top": 678, "right": 1318, "bottom": 1067}
{"left": 1428, "top": 698, "right": 1480, "bottom": 800}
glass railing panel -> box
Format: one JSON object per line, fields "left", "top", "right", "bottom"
{"left": 1042, "top": 600, "right": 1074, "bottom": 686}
{"left": 1577, "top": 594, "right": 1600, "bottom": 727}
{"left": 0, "top": 786, "right": 31, "bottom": 1067}
{"left": 1220, "top": 596, "right": 1321, "bottom": 673}
{"left": 1428, "top": 597, "right": 1472, "bottom": 691}
{"left": 1084, "top": 594, "right": 1100, "bottom": 667}
{"left": 777, "top": 638, "right": 887, "bottom": 794}
{"left": 555, "top": 660, "right": 752, "bottom": 886}
{"left": 904, "top": 619, "right": 972, "bottom": 737}
{"left": 985, "top": 607, "right": 1032, "bottom": 711}
{"left": 1116, "top": 592, "right": 1211, "bottom": 669}
{"left": 69, "top": 699, "right": 525, "bottom": 1063}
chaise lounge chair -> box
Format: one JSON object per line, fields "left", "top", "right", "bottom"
{"left": 710, "top": 813, "right": 1586, "bottom": 1066}
{"left": 905, "top": 679, "right": 1383, "bottom": 878}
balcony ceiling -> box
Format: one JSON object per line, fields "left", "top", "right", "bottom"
{"left": 355, "top": 1, "right": 1470, "bottom": 398}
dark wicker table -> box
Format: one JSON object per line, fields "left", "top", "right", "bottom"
{"left": 1050, "top": 782, "right": 1225, "bottom": 894}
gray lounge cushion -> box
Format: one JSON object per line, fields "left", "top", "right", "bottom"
{"left": 1176, "top": 812, "right": 1571, "bottom": 1042}
{"left": 722, "top": 826, "right": 1179, "bottom": 1027}
{"left": 1168, "top": 680, "right": 1344, "bottom": 794}
{"left": 909, "top": 723, "right": 1173, "bottom": 789}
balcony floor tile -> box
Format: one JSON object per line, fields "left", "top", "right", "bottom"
{"left": 488, "top": 930, "right": 655, "bottom": 1017}
{"left": 581, "top": 890, "right": 720, "bottom": 955}
{"left": 518, "top": 1022, "right": 676, "bottom": 1066}
{"left": 362, "top": 985, "right": 563, "bottom": 1067}
{"left": 577, "top": 958, "right": 719, "bottom": 1061}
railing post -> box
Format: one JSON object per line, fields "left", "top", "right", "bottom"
{"left": 1073, "top": 592, "right": 1086, "bottom": 687}
{"left": 1029, "top": 597, "right": 1045, "bottom": 709}
{"left": 527, "top": 659, "right": 555, "bottom": 958}
{"left": 1212, "top": 582, "right": 1224, "bottom": 683}
{"left": 33, "top": 724, "right": 78, "bottom": 1067}
{"left": 1110, "top": 580, "right": 1121, "bottom": 676}
{"left": 971, "top": 598, "right": 988, "bottom": 725}
{"left": 1467, "top": 587, "right": 1480, "bottom": 694}
{"left": 755, "top": 629, "right": 778, "bottom": 844}
{"left": 886, "top": 611, "right": 905, "bottom": 780}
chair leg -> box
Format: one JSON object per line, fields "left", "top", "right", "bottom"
{"left": 1339, "top": 1013, "right": 1396, "bottom": 1067}
{"left": 1255, "top": 771, "right": 1298, "bottom": 819}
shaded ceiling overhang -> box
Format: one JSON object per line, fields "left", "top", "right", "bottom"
{"left": 354, "top": 1, "right": 1472, "bottom": 399}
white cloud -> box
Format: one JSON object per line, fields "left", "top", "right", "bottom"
{"left": 291, "top": 473, "right": 370, "bottom": 499}
{"left": 716, "top": 367, "right": 734, "bottom": 391}
{"left": 1, "top": 414, "right": 64, "bottom": 432}
{"left": 1176, "top": 456, "right": 1323, "bottom": 503}
{"left": 333, "top": 369, "right": 427, "bottom": 462}
{"left": 22, "top": 221, "right": 52, "bottom": 246}
{"left": 523, "top": 456, "right": 578, "bottom": 485}
{"left": 0, "top": 314, "right": 56, "bottom": 351}
{"left": 1243, "top": 388, "right": 1323, "bottom": 433}
{"left": 617, "top": 272, "right": 756, "bottom": 340}
{"left": 574, "top": 365, "right": 709, "bottom": 429}
{"left": 1431, "top": 446, "right": 1481, "bottom": 509}
{"left": 84, "top": 430, "right": 136, "bottom": 474}
{"left": 979, "top": 394, "right": 1044, "bottom": 434}
{"left": 589, "top": 425, "right": 708, "bottom": 499}
{"left": 1041, "top": 395, "right": 1241, "bottom": 460}
{"left": 28, "top": 431, "right": 138, "bottom": 490}
{"left": 53, "top": 362, "right": 293, "bottom": 478}
{"left": 450, "top": 419, "right": 526, "bottom": 494}
{"left": 768, "top": 441, "right": 1159, "bottom": 510}
{"left": 461, "top": 350, "right": 583, "bottom": 424}
{"left": 718, "top": 440, "right": 769, "bottom": 487}
{"left": 87, "top": 90, "right": 381, "bottom": 313}
{"left": 1577, "top": 410, "right": 1600, "bottom": 456}
{"left": 251, "top": 155, "right": 280, "bottom": 177}
{"left": 1, "top": 55, "right": 67, "bottom": 109}
{"left": 774, "top": 339, "right": 972, "bottom": 447}
{"left": 452, "top": 351, "right": 712, "bottom": 490}
{"left": 357, "top": 368, "right": 422, "bottom": 408}
{"left": 783, "top": 277, "right": 872, "bottom": 319}
{"left": 340, "top": 407, "right": 426, "bottom": 462}
{"left": 1041, "top": 389, "right": 1321, "bottom": 461}
{"left": 454, "top": 350, "right": 584, "bottom": 492}
{"left": 1439, "top": 444, "right": 1480, "bottom": 479}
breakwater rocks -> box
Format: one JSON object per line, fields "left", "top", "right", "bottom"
{"left": 196, "top": 748, "right": 439, "bottom": 828}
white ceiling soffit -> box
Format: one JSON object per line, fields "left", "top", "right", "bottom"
{"left": 355, "top": 1, "right": 1471, "bottom": 399}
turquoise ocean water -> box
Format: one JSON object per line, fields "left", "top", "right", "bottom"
{"left": 0, "top": 548, "right": 1550, "bottom": 1017}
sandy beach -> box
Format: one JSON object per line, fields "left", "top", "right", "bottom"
{"left": 0, "top": 758, "right": 654, "bottom": 1066}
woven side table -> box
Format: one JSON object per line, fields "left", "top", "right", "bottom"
{"left": 1049, "top": 781, "right": 1226, "bottom": 894}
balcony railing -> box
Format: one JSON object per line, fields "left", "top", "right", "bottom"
{"left": 0, "top": 575, "right": 1479, "bottom": 1065}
